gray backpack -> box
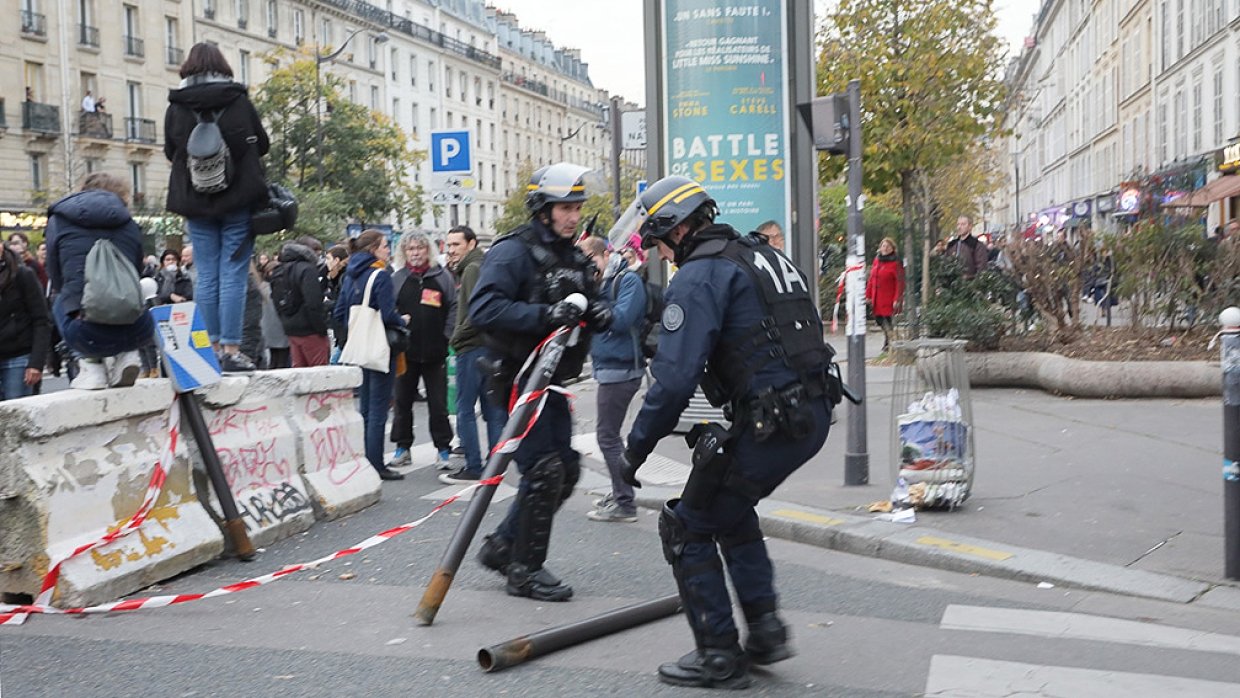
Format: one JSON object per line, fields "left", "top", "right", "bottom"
{"left": 186, "top": 108, "right": 232, "bottom": 193}
{"left": 82, "top": 238, "right": 144, "bottom": 325}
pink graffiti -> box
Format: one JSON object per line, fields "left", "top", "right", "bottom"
{"left": 303, "top": 391, "right": 356, "bottom": 419}
{"left": 309, "top": 425, "right": 365, "bottom": 485}
{"left": 218, "top": 439, "right": 291, "bottom": 490}
{"left": 208, "top": 406, "right": 280, "bottom": 439}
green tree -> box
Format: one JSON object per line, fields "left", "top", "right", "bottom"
{"left": 493, "top": 160, "right": 536, "bottom": 235}
{"left": 253, "top": 48, "right": 427, "bottom": 236}
{"left": 818, "top": 0, "right": 1006, "bottom": 304}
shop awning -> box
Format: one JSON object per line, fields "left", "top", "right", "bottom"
{"left": 1164, "top": 175, "right": 1240, "bottom": 207}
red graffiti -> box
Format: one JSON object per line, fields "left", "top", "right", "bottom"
{"left": 208, "top": 406, "right": 277, "bottom": 439}
{"left": 218, "top": 439, "right": 291, "bottom": 490}
{"left": 309, "top": 425, "right": 365, "bottom": 485}
{"left": 303, "top": 391, "right": 356, "bottom": 419}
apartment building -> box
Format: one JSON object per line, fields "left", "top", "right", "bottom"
{"left": 997, "top": 0, "right": 1240, "bottom": 233}
{"left": 3, "top": 0, "right": 617, "bottom": 240}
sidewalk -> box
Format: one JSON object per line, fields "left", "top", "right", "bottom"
{"left": 629, "top": 330, "right": 1237, "bottom": 607}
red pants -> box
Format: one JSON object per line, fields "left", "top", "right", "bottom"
{"left": 288, "top": 334, "right": 330, "bottom": 367}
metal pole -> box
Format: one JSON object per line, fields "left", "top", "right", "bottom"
{"left": 843, "top": 79, "right": 868, "bottom": 486}
{"left": 610, "top": 95, "right": 622, "bottom": 219}
{"left": 180, "top": 393, "right": 256, "bottom": 561}
{"left": 478, "top": 594, "right": 682, "bottom": 672}
{"left": 1222, "top": 308, "right": 1240, "bottom": 580}
{"left": 415, "top": 325, "right": 579, "bottom": 625}
{"left": 315, "top": 41, "right": 323, "bottom": 190}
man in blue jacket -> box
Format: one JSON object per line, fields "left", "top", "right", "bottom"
{"left": 577, "top": 236, "right": 646, "bottom": 523}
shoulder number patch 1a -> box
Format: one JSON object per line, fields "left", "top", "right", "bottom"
{"left": 662, "top": 303, "right": 685, "bottom": 332}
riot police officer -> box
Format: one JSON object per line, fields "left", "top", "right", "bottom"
{"left": 468, "top": 162, "right": 611, "bottom": 602}
{"left": 623, "top": 176, "right": 838, "bottom": 689}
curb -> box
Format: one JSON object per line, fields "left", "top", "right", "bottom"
{"left": 964, "top": 352, "right": 1220, "bottom": 398}
{"left": 630, "top": 486, "right": 1240, "bottom": 606}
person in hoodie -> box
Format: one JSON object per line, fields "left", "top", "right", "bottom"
{"left": 333, "top": 230, "right": 408, "bottom": 481}
{"left": 163, "top": 42, "right": 270, "bottom": 373}
{"left": 578, "top": 236, "right": 646, "bottom": 524}
{"left": 0, "top": 243, "right": 50, "bottom": 401}
{"left": 270, "top": 241, "right": 330, "bottom": 367}
{"left": 44, "top": 173, "right": 153, "bottom": 390}
{"left": 387, "top": 231, "right": 457, "bottom": 473}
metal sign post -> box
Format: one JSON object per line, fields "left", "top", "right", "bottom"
{"left": 150, "top": 303, "right": 255, "bottom": 560}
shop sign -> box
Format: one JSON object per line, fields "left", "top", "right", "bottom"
{"left": 1115, "top": 188, "right": 1141, "bottom": 215}
{"left": 1219, "top": 142, "right": 1240, "bottom": 174}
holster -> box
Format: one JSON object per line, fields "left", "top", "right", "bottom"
{"left": 681, "top": 422, "right": 733, "bottom": 509}
{"left": 746, "top": 384, "right": 813, "bottom": 443}
{"left": 477, "top": 354, "right": 516, "bottom": 410}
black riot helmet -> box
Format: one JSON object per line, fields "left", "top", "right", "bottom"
{"left": 525, "top": 162, "right": 591, "bottom": 216}
{"left": 637, "top": 175, "right": 717, "bottom": 250}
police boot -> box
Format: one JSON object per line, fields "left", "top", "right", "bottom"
{"left": 744, "top": 611, "right": 794, "bottom": 665}
{"left": 506, "top": 562, "right": 573, "bottom": 602}
{"left": 479, "top": 534, "right": 563, "bottom": 585}
{"left": 657, "top": 641, "right": 751, "bottom": 690}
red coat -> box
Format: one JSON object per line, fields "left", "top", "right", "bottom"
{"left": 866, "top": 255, "right": 905, "bottom": 317}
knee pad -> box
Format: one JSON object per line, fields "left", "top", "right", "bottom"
{"left": 658, "top": 499, "right": 689, "bottom": 565}
{"left": 557, "top": 450, "right": 581, "bottom": 504}
{"left": 513, "top": 454, "right": 566, "bottom": 568}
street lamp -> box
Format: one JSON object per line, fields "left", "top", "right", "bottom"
{"left": 315, "top": 29, "right": 389, "bottom": 187}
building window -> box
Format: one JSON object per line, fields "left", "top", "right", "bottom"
{"left": 123, "top": 4, "right": 142, "bottom": 57}
{"left": 428, "top": 61, "right": 435, "bottom": 91}
{"left": 1157, "top": 100, "right": 1168, "bottom": 163}
{"left": 130, "top": 162, "right": 146, "bottom": 202}
{"left": 319, "top": 17, "right": 331, "bottom": 47}
{"left": 265, "top": 0, "right": 277, "bottom": 38}
{"left": 30, "top": 154, "right": 46, "bottom": 192}
{"left": 235, "top": 0, "right": 248, "bottom": 30}
{"left": 203, "top": 0, "right": 216, "bottom": 21}
{"left": 84, "top": 157, "right": 102, "bottom": 174}
{"left": 165, "top": 17, "right": 181, "bottom": 65}
{"left": 390, "top": 48, "right": 398, "bottom": 81}
{"left": 445, "top": 66, "right": 453, "bottom": 98}
{"left": 409, "top": 55, "right": 417, "bottom": 86}
{"left": 410, "top": 103, "right": 418, "bottom": 136}
{"left": 1213, "top": 63, "right": 1224, "bottom": 145}
{"left": 370, "top": 85, "right": 378, "bottom": 110}
{"left": 1174, "top": 88, "right": 1187, "bottom": 157}
{"left": 293, "top": 9, "right": 303, "bottom": 45}
{"left": 1191, "top": 78, "right": 1202, "bottom": 153}
{"left": 239, "top": 50, "right": 250, "bottom": 85}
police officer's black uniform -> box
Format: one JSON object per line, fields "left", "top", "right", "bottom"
{"left": 467, "top": 163, "right": 609, "bottom": 602}
{"left": 624, "top": 176, "right": 838, "bottom": 689}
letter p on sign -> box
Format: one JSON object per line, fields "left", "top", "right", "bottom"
{"left": 430, "top": 129, "right": 472, "bottom": 173}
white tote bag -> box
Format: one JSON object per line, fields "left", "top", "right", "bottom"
{"left": 338, "top": 269, "right": 391, "bottom": 373}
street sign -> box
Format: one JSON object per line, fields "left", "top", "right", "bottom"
{"left": 621, "top": 110, "right": 646, "bottom": 150}
{"left": 430, "top": 172, "right": 477, "bottom": 205}
{"left": 150, "top": 302, "right": 221, "bottom": 393}
{"left": 636, "top": 179, "right": 648, "bottom": 197}
{"left": 430, "top": 130, "right": 473, "bottom": 173}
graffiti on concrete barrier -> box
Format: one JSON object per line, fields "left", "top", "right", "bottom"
{"left": 237, "top": 482, "right": 310, "bottom": 530}
{"left": 303, "top": 392, "right": 366, "bottom": 485}
{"left": 208, "top": 405, "right": 293, "bottom": 491}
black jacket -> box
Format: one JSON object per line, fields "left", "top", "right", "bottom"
{"left": 163, "top": 76, "right": 270, "bottom": 218}
{"left": 45, "top": 189, "right": 145, "bottom": 316}
{"left": 0, "top": 249, "right": 51, "bottom": 368}
{"left": 392, "top": 264, "right": 457, "bottom": 363}
{"left": 272, "top": 243, "right": 329, "bottom": 337}
{"left": 156, "top": 266, "right": 194, "bottom": 304}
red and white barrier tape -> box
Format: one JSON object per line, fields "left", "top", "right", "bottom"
{"left": 1, "top": 396, "right": 181, "bottom": 626}
{"left": 0, "top": 475, "right": 503, "bottom": 623}
{"left": 832, "top": 262, "right": 865, "bottom": 333}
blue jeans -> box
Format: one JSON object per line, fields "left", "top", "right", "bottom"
{"left": 454, "top": 347, "right": 509, "bottom": 473}
{"left": 357, "top": 363, "right": 395, "bottom": 471}
{"left": 186, "top": 210, "right": 253, "bottom": 346}
{"left": 0, "top": 354, "right": 33, "bottom": 401}
{"left": 53, "top": 296, "right": 155, "bottom": 359}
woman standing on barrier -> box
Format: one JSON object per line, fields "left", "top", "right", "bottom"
{"left": 334, "top": 230, "right": 408, "bottom": 481}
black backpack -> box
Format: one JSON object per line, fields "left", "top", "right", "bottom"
{"left": 269, "top": 263, "right": 303, "bottom": 318}
{"left": 186, "top": 108, "right": 232, "bottom": 193}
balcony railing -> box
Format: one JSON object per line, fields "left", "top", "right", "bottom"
{"left": 79, "top": 24, "right": 100, "bottom": 48}
{"left": 22, "top": 101, "right": 61, "bottom": 135}
{"left": 125, "top": 117, "right": 156, "bottom": 143}
{"left": 167, "top": 46, "right": 184, "bottom": 66}
{"left": 238, "top": 18, "right": 247, "bottom": 30}
{"left": 123, "top": 35, "right": 144, "bottom": 57}
{"left": 78, "top": 111, "right": 113, "bottom": 139}
{"left": 315, "top": 0, "right": 502, "bottom": 70}
{"left": 20, "top": 10, "right": 46, "bottom": 37}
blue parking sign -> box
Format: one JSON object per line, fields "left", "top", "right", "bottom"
{"left": 430, "top": 130, "right": 472, "bottom": 173}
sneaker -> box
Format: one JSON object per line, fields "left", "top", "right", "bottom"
{"left": 436, "top": 449, "right": 454, "bottom": 470}
{"left": 592, "top": 492, "right": 615, "bottom": 508}
{"left": 438, "top": 467, "right": 481, "bottom": 485}
{"left": 70, "top": 359, "right": 108, "bottom": 390}
{"left": 219, "top": 352, "right": 257, "bottom": 373}
{"left": 388, "top": 447, "right": 411, "bottom": 468}
{"left": 451, "top": 445, "right": 465, "bottom": 456}
{"left": 107, "top": 351, "right": 142, "bottom": 388}
{"left": 587, "top": 500, "right": 638, "bottom": 523}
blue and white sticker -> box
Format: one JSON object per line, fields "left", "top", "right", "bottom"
{"left": 662, "top": 303, "right": 685, "bottom": 332}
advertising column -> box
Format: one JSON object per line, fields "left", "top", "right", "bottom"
{"left": 660, "top": 1, "right": 790, "bottom": 240}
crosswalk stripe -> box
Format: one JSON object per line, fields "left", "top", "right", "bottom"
{"left": 926, "top": 654, "right": 1240, "bottom": 697}
{"left": 941, "top": 605, "right": 1240, "bottom": 656}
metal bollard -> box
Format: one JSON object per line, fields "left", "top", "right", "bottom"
{"left": 1221, "top": 306, "right": 1240, "bottom": 580}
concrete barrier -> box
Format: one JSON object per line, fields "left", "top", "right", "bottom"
{"left": 280, "top": 367, "right": 381, "bottom": 520}
{"left": 193, "top": 373, "right": 317, "bottom": 548}
{"left": 0, "top": 382, "right": 224, "bottom": 608}
{"left": 966, "top": 352, "right": 1220, "bottom": 398}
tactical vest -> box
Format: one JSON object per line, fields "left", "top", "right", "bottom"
{"left": 684, "top": 228, "right": 835, "bottom": 407}
{"left": 484, "top": 223, "right": 595, "bottom": 383}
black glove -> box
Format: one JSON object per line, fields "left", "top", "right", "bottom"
{"left": 585, "top": 301, "right": 613, "bottom": 331}
{"left": 546, "top": 298, "right": 584, "bottom": 328}
{"left": 621, "top": 449, "right": 645, "bottom": 489}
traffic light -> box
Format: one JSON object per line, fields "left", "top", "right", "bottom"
{"left": 797, "top": 94, "right": 850, "bottom": 155}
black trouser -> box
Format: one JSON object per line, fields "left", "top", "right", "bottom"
{"left": 391, "top": 357, "right": 453, "bottom": 450}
